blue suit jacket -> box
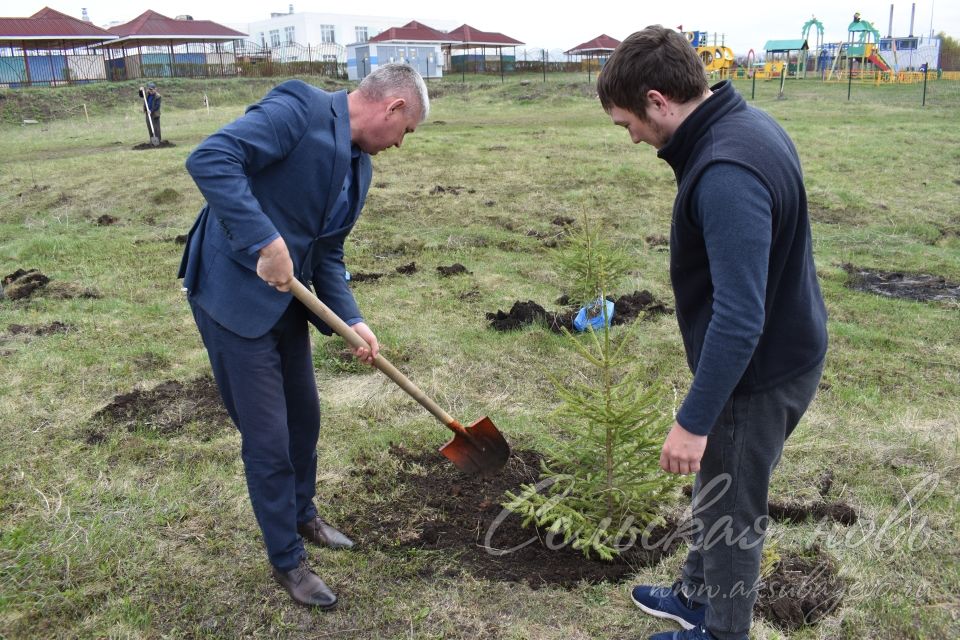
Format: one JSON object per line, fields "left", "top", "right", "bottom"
{"left": 178, "top": 80, "right": 372, "bottom": 338}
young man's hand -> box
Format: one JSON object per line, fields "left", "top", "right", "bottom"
{"left": 660, "top": 421, "right": 708, "bottom": 474}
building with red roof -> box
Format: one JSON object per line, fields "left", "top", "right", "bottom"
{"left": 348, "top": 20, "right": 454, "bottom": 80}
{"left": 0, "top": 7, "right": 114, "bottom": 85}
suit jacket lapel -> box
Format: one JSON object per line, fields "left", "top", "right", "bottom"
{"left": 323, "top": 91, "right": 351, "bottom": 221}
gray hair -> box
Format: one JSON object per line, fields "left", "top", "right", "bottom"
{"left": 358, "top": 63, "right": 430, "bottom": 122}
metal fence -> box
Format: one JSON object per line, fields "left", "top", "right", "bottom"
{"left": 0, "top": 40, "right": 348, "bottom": 88}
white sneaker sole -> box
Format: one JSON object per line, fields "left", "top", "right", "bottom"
{"left": 631, "top": 592, "right": 697, "bottom": 630}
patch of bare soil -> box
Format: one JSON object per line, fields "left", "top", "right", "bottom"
{"left": 430, "top": 185, "right": 474, "bottom": 196}
{"left": 344, "top": 446, "right": 682, "bottom": 589}
{"left": 132, "top": 140, "right": 176, "bottom": 150}
{"left": 86, "top": 376, "right": 229, "bottom": 443}
{"left": 436, "top": 263, "right": 471, "bottom": 277}
{"left": 757, "top": 545, "right": 846, "bottom": 630}
{"left": 345, "top": 444, "right": 847, "bottom": 627}
{"left": 646, "top": 234, "right": 669, "bottom": 247}
{"left": 96, "top": 214, "right": 118, "bottom": 226}
{"left": 350, "top": 271, "right": 383, "bottom": 283}
{"left": 7, "top": 321, "right": 71, "bottom": 336}
{"left": 844, "top": 264, "right": 960, "bottom": 302}
{"left": 486, "top": 291, "right": 673, "bottom": 333}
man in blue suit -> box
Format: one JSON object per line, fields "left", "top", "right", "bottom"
{"left": 178, "top": 63, "right": 429, "bottom": 608}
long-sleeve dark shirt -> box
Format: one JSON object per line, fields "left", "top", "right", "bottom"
{"left": 658, "top": 81, "right": 828, "bottom": 435}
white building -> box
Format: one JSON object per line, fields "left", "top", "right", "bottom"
{"left": 237, "top": 8, "right": 456, "bottom": 63}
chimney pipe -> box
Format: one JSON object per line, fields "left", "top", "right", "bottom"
{"left": 289, "top": 4, "right": 294, "bottom": 13}
{"left": 81, "top": 7, "right": 90, "bottom": 22}
{"left": 909, "top": 3, "right": 915, "bottom": 37}
{"left": 888, "top": 4, "right": 894, "bottom": 38}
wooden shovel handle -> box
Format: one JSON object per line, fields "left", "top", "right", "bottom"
{"left": 289, "top": 279, "right": 461, "bottom": 432}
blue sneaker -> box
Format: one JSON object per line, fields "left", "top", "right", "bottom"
{"left": 631, "top": 581, "right": 706, "bottom": 630}
{"left": 649, "top": 626, "right": 718, "bottom": 640}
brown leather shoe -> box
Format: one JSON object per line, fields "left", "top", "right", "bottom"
{"left": 271, "top": 558, "right": 337, "bottom": 609}
{"left": 298, "top": 516, "right": 355, "bottom": 550}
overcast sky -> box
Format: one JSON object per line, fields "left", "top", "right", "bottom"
{"left": 5, "top": 0, "right": 956, "bottom": 55}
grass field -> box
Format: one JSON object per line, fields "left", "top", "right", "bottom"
{"left": 1, "top": 74, "right": 958, "bottom": 639}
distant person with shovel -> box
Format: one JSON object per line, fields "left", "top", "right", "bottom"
{"left": 178, "top": 64, "right": 428, "bottom": 609}
{"left": 138, "top": 81, "right": 161, "bottom": 144}
{"left": 597, "top": 26, "right": 827, "bottom": 640}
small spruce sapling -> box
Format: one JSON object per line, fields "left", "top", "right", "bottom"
{"left": 503, "top": 215, "right": 681, "bottom": 560}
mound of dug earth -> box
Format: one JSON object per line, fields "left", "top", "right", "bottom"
{"left": 486, "top": 290, "right": 672, "bottom": 333}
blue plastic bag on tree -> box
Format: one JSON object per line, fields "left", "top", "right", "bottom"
{"left": 573, "top": 297, "right": 615, "bottom": 332}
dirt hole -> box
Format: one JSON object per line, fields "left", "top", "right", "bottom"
{"left": 96, "top": 214, "right": 118, "bottom": 226}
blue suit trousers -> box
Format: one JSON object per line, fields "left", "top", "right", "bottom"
{"left": 191, "top": 299, "right": 320, "bottom": 572}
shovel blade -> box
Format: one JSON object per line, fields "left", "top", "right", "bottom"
{"left": 150, "top": 137, "right": 160, "bottom": 147}
{"left": 439, "top": 416, "right": 510, "bottom": 475}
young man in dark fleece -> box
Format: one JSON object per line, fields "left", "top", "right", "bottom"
{"left": 597, "top": 25, "right": 827, "bottom": 640}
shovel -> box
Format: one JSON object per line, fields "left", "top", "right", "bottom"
{"left": 140, "top": 86, "right": 159, "bottom": 147}
{"left": 289, "top": 279, "right": 510, "bottom": 475}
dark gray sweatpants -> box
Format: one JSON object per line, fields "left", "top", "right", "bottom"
{"left": 680, "top": 361, "right": 824, "bottom": 640}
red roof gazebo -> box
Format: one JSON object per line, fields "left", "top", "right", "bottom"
{"left": 101, "top": 10, "right": 246, "bottom": 80}
{"left": 565, "top": 34, "right": 621, "bottom": 57}
{"left": 443, "top": 23, "right": 524, "bottom": 77}
{"left": 0, "top": 7, "right": 114, "bottom": 86}
{"left": 565, "top": 34, "right": 621, "bottom": 80}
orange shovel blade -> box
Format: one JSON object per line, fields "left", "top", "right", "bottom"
{"left": 439, "top": 416, "right": 510, "bottom": 475}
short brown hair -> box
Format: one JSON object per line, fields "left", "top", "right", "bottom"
{"left": 597, "top": 25, "right": 708, "bottom": 117}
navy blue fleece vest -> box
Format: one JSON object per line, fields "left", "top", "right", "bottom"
{"left": 660, "top": 81, "right": 827, "bottom": 394}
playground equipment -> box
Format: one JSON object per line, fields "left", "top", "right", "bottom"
{"left": 801, "top": 16, "right": 825, "bottom": 74}
{"left": 762, "top": 39, "right": 808, "bottom": 78}
{"left": 683, "top": 30, "right": 736, "bottom": 73}
{"left": 827, "top": 13, "right": 891, "bottom": 79}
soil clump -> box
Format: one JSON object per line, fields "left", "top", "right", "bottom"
{"left": 2, "top": 269, "right": 50, "bottom": 300}
{"left": 437, "top": 263, "right": 471, "bottom": 277}
{"left": 757, "top": 545, "right": 846, "bottom": 630}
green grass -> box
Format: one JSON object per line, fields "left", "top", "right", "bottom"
{"left": 1, "top": 75, "right": 958, "bottom": 639}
